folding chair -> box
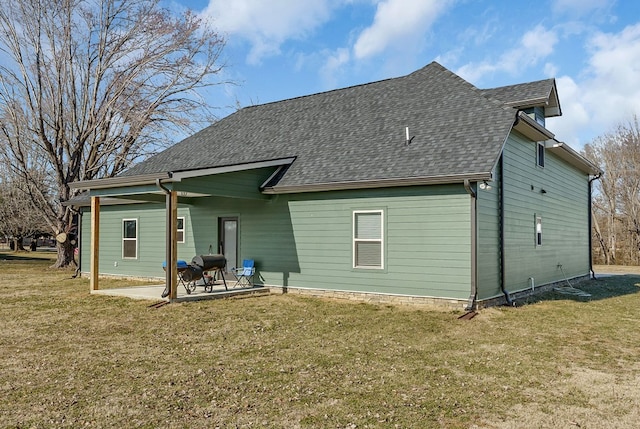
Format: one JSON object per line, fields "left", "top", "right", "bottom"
{"left": 233, "top": 259, "right": 255, "bottom": 287}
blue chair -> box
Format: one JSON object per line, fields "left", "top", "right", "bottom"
{"left": 233, "top": 259, "right": 255, "bottom": 287}
{"left": 161, "top": 260, "right": 195, "bottom": 295}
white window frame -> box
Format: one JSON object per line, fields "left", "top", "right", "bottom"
{"left": 536, "top": 142, "right": 545, "bottom": 168}
{"left": 122, "top": 218, "right": 138, "bottom": 259}
{"left": 535, "top": 215, "right": 542, "bottom": 247}
{"left": 353, "top": 210, "right": 384, "bottom": 269}
{"left": 177, "top": 217, "right": 185, "bottom": 243}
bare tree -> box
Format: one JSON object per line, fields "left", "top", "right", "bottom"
{"left": 584, "top": 116, "right": 640, "bottom": 265}
{"left": 0, "top": 0, "right": 227, "bottom": 267}
{"left": 584, "top": 135, "right": 620, "bottom": 264}
{"left": 0, "top": 176, "right": 50, "bottom": 252}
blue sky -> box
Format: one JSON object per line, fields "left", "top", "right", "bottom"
{"left": 174, "top": 0, "right": 640, "bottom": 149}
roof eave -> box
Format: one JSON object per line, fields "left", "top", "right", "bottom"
{"left": 171, "top": 157, "right": 296, "bottom": 181}
{"left": 493, "top": 79, "right": 562, "bottom": 118}
{"left": 69, "top": 172, "right": 173, "bottom": 190}
{"left": 505, "top": 98, "right": 561, "bottom": 117}
{"left": 262, "top": 172, "right": 493, "bottom": 194}
{"left": 69, "top": 157, "right": 297, "bottom": 191}
{"left": 545, "top": 140, "right": 603, "bottom": 176}
{"left": 513, "top": 111, "right": 555, "bottom": 141}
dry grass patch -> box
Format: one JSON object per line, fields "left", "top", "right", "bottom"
{"left": 594, "top": 264, "right": 640, "bottom": 275}
{"left": 1, "top": 252, "right": 640, "bottom": 428}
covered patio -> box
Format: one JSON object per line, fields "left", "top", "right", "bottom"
{"left": 68, "top": 159, "right": 294, "bottom": 302}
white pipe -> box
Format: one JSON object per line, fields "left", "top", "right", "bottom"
{"left": 529, "top": 277, "right": 535, "bottom": 291}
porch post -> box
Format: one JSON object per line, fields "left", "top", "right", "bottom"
{"left": 90, "top": 196, "right": 100, "bottom": 291}
{"left": 169, "top": 190, "right": 178, "bottom": 300}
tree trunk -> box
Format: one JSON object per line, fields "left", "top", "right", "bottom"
{"left": 592, "top": 213, "right": 610, "bottom": 264}
{"left": 12, "top": 236, "right": 26, "bottom": 252}
{"left": 52, "top": 239, "right": 76, "bottom": 269}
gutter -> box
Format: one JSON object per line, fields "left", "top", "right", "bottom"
{"left": 513, "top": 111, "right": 555, "bottom": 142}
{"left": 545, "top": 140, "right": 602, "bottom": 176}
{"left": 264, "top": 172, "right": 493, "bottom": 195}
{"left": 463, "top": 179, "right": 478, "bottom": 311}
{"left": 499, "top": 154, "right": 514, "bottom": 306}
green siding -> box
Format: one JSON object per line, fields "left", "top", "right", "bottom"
{"left": 175, "top": 167, "right": 277, "bottom": 200}
{"left": 476, "top": 163, "right": 501, "bottom": 300}
{"left": 82, "top": 177, "right": 472, "bottom": 300}
{"left": 476, "top": 131, "right": 590, "bottom": 300}
{"left": 279, "top": 187, "right": 471, "bottom": 298}
{"left": 80, "top": 136, "right": 590, "bottom": 303}
{"left": 80, "top": 203, "right": 199, "bottom": 278}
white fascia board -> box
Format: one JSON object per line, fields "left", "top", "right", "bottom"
{"left": 545, "top": 139, "right": 602, "bottom": 175}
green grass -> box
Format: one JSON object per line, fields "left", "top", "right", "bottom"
{"left": 1, "top": 251, "right": 640, "bottom": 428}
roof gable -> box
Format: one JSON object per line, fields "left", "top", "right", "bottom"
{"left": 482, "top": 79, "right": 561, "bottom": 117}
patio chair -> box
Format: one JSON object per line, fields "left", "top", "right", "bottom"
{"left": 233, "top": 259, "right": 255, "bottom": 287}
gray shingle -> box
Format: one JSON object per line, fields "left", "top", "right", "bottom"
{"left": 482, "top": 79, "right": 556, "bottom": 109}
{"left": 122, "top": 62, "right": 522, "bottom": 189}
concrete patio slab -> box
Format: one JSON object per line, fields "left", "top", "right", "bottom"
{"left": 91, "top": 282, "right": 270, "bottom": 303}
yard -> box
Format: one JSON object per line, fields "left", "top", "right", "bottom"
{"left": 1, "top": 251, "right": 639, "bottom": 428}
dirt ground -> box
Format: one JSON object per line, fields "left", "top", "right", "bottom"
{"left": 475, "top": 364, "right": 640, "bottom": 429}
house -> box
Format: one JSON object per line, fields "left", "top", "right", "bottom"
{"left": 70, "top": 62, "right": 601, "bottom": 308}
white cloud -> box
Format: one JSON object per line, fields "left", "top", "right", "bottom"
{"left": 353, "top": 0, "right": 453, "bottom": 59}
{"left": 544, "top": 62, "right": 559, "bottom": 77}
{"left": 552, "top": 0, "right": 613, "bottom": 17}
{"left": 200, "top": 0, "right": 336, "bottom": 64}
{"left": 546, "top": 76, "right": 590, "bottom": 146}
{"left": 456, "top": 25, "right": 559, "bottom": 83}
{"left": 320, "top": 48, "right": 351, "bottom": 87}
{"left": 546, "top": 23, "right": 640, "bottom": 147}
{"left": 458, "top": 16, "right": 499, "bottom": 47}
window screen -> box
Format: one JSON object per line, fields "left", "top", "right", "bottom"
{"left": 353, "top": 211, "right": 383, "bottom": 268}
{"left": 123, "top": 219, "right": 137, "bottom": 259}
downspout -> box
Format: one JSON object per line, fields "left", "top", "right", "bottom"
{"left": 156, "top": 178, "right": 173, "bottom": 298}
{"left": 463, "top": 179, "right": 477, "bottom": 311}
{"left": 499, "top": 154, "right": 514, "bottom": 306}
{"left": 588, "top": 173, "right": 602, "bottom": 279}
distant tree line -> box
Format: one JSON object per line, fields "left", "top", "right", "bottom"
{"left": 0, "top": 170, "right": 50, "bottom": 251}
{"left": 583, "top": 116, "right": 640, "bottom": 265}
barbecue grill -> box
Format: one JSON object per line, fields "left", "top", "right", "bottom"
{"left": 161, "top": 254, "right": 227, "bottom": 297}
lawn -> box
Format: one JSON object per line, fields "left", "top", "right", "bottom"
{"left": 1, "top": 252, "right": 639, "bottom": 428}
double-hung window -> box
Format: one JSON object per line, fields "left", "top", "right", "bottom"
{"left": 353, "top": 210, "right": 384, "bottom": 269}
{"left": 535, "top": 215, "right": 543, "bottom": 246}
{"left": 122, "top": 219, "right": 138, "bottom": 259}
{"left": 537, "top": 142, "right": 545, "bottom": 168}
{"left": 177, "top": 217, "right": 185, "bottom": 243}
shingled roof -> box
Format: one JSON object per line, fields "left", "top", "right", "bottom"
{"left": 482, "top": 79, "right": 561, "bottom": 117}
{"left": 119, "top": 62, "right": 526, "bottom": 192}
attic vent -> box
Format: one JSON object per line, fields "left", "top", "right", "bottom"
{"left": 405, "top": 127, "right": 415, "bottom": 145}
